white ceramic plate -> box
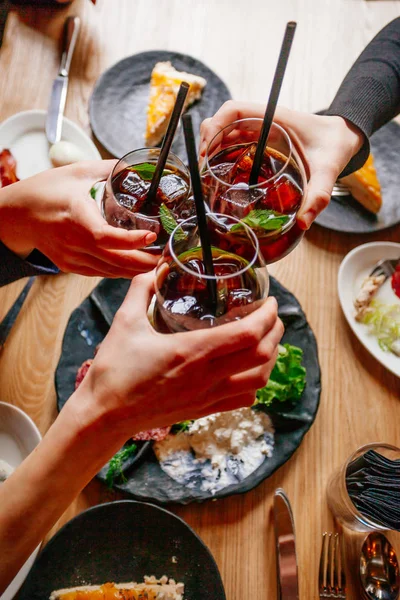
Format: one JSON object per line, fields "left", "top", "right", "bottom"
{"left": 338, "top": 242, "right": 400, "bottom": 378}
{"left": 0, "top": 401, "right": 42, "bottom": 600}
{"left": 0, "top": 109, "right": 101, "bottom": 180}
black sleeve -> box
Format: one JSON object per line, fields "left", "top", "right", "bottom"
{"left": 0, "top": 241, "right": 59, "bottom": 287}
{"left": 324, "top": 17, "right": 400, "bottom": 176}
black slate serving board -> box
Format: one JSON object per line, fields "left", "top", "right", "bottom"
{"left": 315, "top": 120, "right": 400, "bottom": 233}
{"left": 55, "top": 276, "right": 321, "bottom": 504}
{"left": 89, "top": 50, "right": 231, "bottom": 161}
{"left": 18, "top": 500, "right": 226, "bottom": 600}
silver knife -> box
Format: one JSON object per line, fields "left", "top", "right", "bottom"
{"left": 45, "top": 16, "right": 80, "bottom": 145}
{"left": 273, "top": 488, "right": 299, "bottom": 600}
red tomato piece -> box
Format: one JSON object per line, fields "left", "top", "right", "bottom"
{"left": 391, "top": 266, "right": 400, "bottom": 299}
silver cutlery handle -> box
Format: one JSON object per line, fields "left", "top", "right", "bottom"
{"left": 59, "top": 16, "right": 80, "bottom": 77}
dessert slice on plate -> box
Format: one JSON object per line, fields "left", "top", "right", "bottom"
{"left": 145, "top": 61, "right": 207, "bottom": 146}
{"left": 50, "top": 577, "right": 184, "bottom": 600}
{"left": 339, "top": 153, "right": 382, "bottom": 214}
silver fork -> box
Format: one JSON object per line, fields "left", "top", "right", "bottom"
{"left": 332, "top": 182, "right": 351, "bottom": 197}
{"left": 369, "top": 257, "right": 400, "bottom": 280}
{"left": 319, "top": 532, "right": 346, "bottom": 599}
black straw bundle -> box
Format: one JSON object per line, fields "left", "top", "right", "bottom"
{"left": 346, "top": 449, "right": 400, "bottom": 530}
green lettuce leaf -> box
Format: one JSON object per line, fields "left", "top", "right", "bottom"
{"left": 360, "top": 300, "right": 400, "bottom": 354}
{"left": 254, "top": 343, "right": 306, "bottom": 408}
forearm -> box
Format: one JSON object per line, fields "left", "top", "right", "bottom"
{"left": 0, "top": 392, "right": 126, "bottom": 593}
{"left": 0, "top": 184, "right": 35, "bottom": 258}
{"left": 0, "top": 186, "right": 59, "bottom": 286}
{"left": 325, "top": 17, "right": 400, "bottom": 175}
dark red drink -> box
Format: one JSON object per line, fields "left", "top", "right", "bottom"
{"left": 203, "top": 120, "right": 307, "bottom": 264}
{"left": 102, "top": 149, "right": 194, "bottom": 252}
{"left": 154, "top": 246, "right": 266, "bottom": 333}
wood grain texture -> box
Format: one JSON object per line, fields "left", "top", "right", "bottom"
{"left": 1, "top": 1, "right": 400, "bottom": 598}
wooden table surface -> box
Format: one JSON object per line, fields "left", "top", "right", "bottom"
{"left": 1, "top": 1, "right": 400, "bottom": 598}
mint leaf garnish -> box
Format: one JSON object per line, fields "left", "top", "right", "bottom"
{"left": 89, "top": 186, "right": 97, "bottom": 200}
{"left": 128, "top": 163, "right": 173, "bottom": 181}
{"left": 105, "top": 442, "right": 137, "bottom": 488}
{"left": 159, "top": 203, "right": 187, "bottom": 241}
{"left": 231, "top": 209, "right": 290, "bottom": 233}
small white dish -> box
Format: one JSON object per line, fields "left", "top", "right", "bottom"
{"left": 0, "top": 109, "right": 101, "bottom": 180}
{"left": 338, "top": 241, "right": 400, "bottom": 378}
{"left": 0, "top": 401, "right": 42, "bottom": 600}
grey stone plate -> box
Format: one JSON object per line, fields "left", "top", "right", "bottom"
{"left": 89, "top": 50, "right": 231, "bottom": 161}
{"left": 315, "top": 121, "right": 400, "bottom": 233}
{"left": 55, "top": 277, "right": 321, "bottom": 504}
{"left": 18, "top": 500, "right": 226, "bottom": 600}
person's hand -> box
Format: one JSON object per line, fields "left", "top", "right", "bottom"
{"left": 200, "top": 101, "right": 365, "bottom": 229}
{"left": 72, "top": 271, "right": 284, "bottom": 439}
{"left": 0, "top": 161, "right": 158, "bottom": 278}
{"left": 0, "top": 271, "right": 282, "bottom": 593}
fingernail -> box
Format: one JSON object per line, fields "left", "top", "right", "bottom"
{"left": 145, "top": 232, "right": 157, "bottom": 244}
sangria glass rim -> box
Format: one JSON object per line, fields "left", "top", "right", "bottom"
{"left": 111, "top": 146, "right": 190, "bottom": 180}
{"left": 205, "top": 118, "right": 294, "bottom": 189}
{"left": 165, "top": 213, "right": 264, "bottom": 281}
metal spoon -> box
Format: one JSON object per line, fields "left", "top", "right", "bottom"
{"left": 360, "top": 532, "right": 400, "bottom": 600}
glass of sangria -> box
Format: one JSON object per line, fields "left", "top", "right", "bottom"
{"left": 102, "top": 148, "right": 194, "bottom": 253}
{"left": 202, "top": 119, "right": 307, "bottom": 264}
{"left": 153, "top": 213, "right": 269, "bottom": 333}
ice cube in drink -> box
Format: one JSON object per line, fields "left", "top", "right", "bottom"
{"left": 154, "top": 247, "right": 263, "bottom": 332}
{"left": 203, "top": 120, "right": 306, "bottom": 264}
{"left": 102, "top": 150, "right": 193, "bottom": 252}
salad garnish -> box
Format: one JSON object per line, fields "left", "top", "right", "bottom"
{"left": 105, "top": 442, "right": 137, "bottom": 488}
{"left": 255, "top": 343, "right": 306, "bottom": 409}
{"left": 360, "top": 300, "right": 400, "bottom": 356}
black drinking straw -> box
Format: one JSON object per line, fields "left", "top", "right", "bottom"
{"left": 249, "top": 21, "right": 297, "bottom": 186}
{"left": 182, "top": 113, "right": 218, "bottom": 310}
{"left": 146, "top": 82, "right": 190, "bottom": 204}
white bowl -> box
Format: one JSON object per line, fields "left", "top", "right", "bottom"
{"left": 0, "top": 401, "right": 42, "bottom": 600}
{"left": 0, "top": 109, "right": 101, "bottom": 180}
{"left": 338, "top": 241, "right": 400, "bottom": 378}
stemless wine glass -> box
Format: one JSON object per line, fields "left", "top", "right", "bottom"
{"left": 202, "top": 119, "right": 307, "bottom": 264}
{"left": 153, "top": 213, "right": 269, "bottom": 333}
{"left": 102, "top": 148, "right": 194, "bottom": 252}
{"left": 327, "top": 443, "right": 400, "bottom": 532}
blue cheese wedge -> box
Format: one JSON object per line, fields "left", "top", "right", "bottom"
{"left": 154, "top": 407, "right": 274, "bottom": 494}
